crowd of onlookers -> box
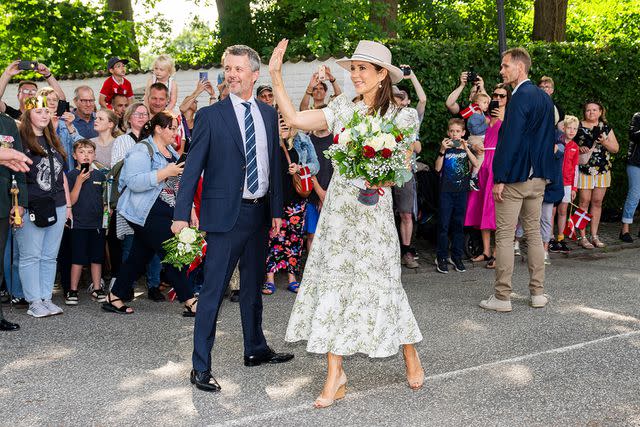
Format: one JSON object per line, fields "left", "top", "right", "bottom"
{"left": 0, "top": 51, "right": 638, "bottom": 329}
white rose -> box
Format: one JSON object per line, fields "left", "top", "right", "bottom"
{"left": 185, "top": 243, "right": 192, "bottom": 253}
{"left": 177, "top": 242, "right": 185, "bottom": 254}
{"left": 382, "top": 133, "right": 397, "bottom": 150}
{"left": 178, "top": 227, "right": 197, "bottom": 244}
{"left": 370, "top": 120, "right": 381, "bottom": 134}
{"left": 356, "top": 122, "right": 368, "bottom": 135}
{"left": 338, "top": 130, "right": 351, "bottom": 145}
{"left": 368, "top": 136, "right": 384, "bottom": 151}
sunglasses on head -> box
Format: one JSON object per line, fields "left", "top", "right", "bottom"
{"left": 492, "top": 93, "right": 507, "bottom": 99}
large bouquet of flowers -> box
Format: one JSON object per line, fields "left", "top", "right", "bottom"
{"left": 162, "top": 227, "right": 206, "bottom": 270}
{"left": 325, "top": 111, "right": 415, "bottom": 205}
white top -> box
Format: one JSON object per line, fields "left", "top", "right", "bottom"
{"left": 229, "top": 92, "right": 269, "bottom": 198}
{"left": 511, "top": 78, "right": 530, "bottom": 96}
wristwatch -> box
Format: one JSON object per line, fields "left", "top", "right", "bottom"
{"left": 437, "top": 151, "right": 445, "bottom": 157}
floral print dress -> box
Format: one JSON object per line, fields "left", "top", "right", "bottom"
{"left": 285, "top": 94, "right": 423, "bottom": 358}
{"left": 576, "top": 122, "right": 613, "bottom": 176}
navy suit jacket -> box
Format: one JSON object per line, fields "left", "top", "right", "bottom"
{"left": 493, "top": 80, "right": 556, "bottom": 184}
{"left": 173, "top": 96, "right": 283, "bottom": 232}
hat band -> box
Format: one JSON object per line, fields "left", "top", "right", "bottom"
{"left": 349, "top": 52, "right": 390, "bottom": 64}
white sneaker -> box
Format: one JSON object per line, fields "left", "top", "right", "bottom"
{"left": 544, "top": 251, "right": 551, "bottom": 265}
{"left": 42, "top": 300, "right": 64, "bottom": 315}
{"left": 27, "top": 301, "right": 50, "bottom": 318}
{"left": 479, "top": 295, "right": 512, "bottom": 312}
{"left": 514, "top": 240, "right": 521, "bottom": 256}
{"left": 530, "top": 294, "right": 550, "bottom": 308}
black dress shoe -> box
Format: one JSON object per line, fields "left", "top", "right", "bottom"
{"left": 190, "top": 369, "right": 221, "bottom": 392}
{"left": 0, "top": 318, "right": 20, "bottom": 331}
{"left": 148, "top": 287, "right": 166, "bottom": 302}
{"left": 244, "top": 347, "right": 294, "bottom": 367}
{"left": 229, "top": 290, "right": 240, "bottom": 303}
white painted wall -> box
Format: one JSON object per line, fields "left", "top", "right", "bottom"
{"left": 2, "top": 59, "right": 356, "bottom": 111}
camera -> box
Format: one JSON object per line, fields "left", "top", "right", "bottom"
{"left": 451, "top": 139, "right": 462, "bottom": 148}
{"left": 401, "top": 65, "right": 411, "bottom": 76}
{"left": 199, "top": 71, "right": 208, "bottom": 81}
{"left": 18, "top": 60, "right": 38, "bottom": 71}
{"left": 466, "top": 68, "right": 478, "bottom": 85}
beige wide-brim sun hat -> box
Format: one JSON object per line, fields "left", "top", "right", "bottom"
{"left": 336, "top": 40, "right": 404, "bottom": 84}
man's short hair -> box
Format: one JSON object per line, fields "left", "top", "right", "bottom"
{"left": 538, "top": 76, "right": 554, "bottom": 88}
{"left": 222, "top": 45, "right": 261, "bottom": 72}
{"left": 448, "top": 118, "right": 465, "bottom": 129}
{"left": 503, "top": 47, "right": 532, "bottom": 74}
{"left": 74, "top": 85, "right": 94, "bottom": 100}
{"left": 73, "top": 138, "right": 96, "bottom": 152}
{"left": 18, "top": 81, "right": 37, "bottom": 90}
{"left": 112, "top": 93, "right": 128, "bottom": 102}
{"left": 149, "top": 82, "right": 169, "bottom": 96}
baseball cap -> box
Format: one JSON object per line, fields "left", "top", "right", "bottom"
{"left": 256, "top": 85, "right": 273, "bottom": 96}
{"left": 107, "top": 57, "right": 129, "bottom": 71}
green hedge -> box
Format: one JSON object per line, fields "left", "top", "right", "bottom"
{"left": 388, "top": 40, "right": 640, "bottom": 209}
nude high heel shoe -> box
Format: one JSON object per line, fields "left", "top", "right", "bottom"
{"left": 313, "top": 371, "right": 347, "bottom": 409}
{"left": 403, "top": 347, "right": 425, "bottom": 390}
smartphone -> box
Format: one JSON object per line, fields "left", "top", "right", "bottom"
{"left": 65, "top": 217, "right": 73, "bottom": 229}
{"left": 176, "top": 153, "right": 187, "bottom": 164}
{"left": 81, "top": 162, "right": 90, "bottom": 173}
{"left": 488, "top": 100, "right": 499, "bottom": 116}
{"left": 56, "top": 100, "right": 70, "bottom": 117}
{"left": 318, "top": 65, "right": 326, "bottom": 81}
{"left": 402, "top": 66, "right": 411, "bottom": 76}
{"left": 451, "top": 139, "right": 462, "bottom": 148}
{"left": 18, "top": 60, "right": 38, "bottom": 71}
{"left": 199, "top": 71, "right": 208, "bottom": 81}
{"left": 217, "top": 72, "right": 225, "bottom": 85}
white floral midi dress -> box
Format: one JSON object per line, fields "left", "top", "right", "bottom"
{"left": 285, "top": 94, "right": 423, "bottom": 358}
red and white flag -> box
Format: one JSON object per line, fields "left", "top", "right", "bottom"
{"left": 563, "top": 217, "right": 577, "bottom": 240}
{"left": 460, "top": 103, "right": 480, "bottom": 119}
{"left": 570, "top": 208, "right": 592, "bottom": 230}
{"left": 298, "top": 165, "right": 313, "bottom": 193}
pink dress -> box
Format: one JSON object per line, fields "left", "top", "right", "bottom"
{"left": 464, "top": 120, "right": 501, "bottom": 230}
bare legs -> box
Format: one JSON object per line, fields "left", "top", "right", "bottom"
{"left": 403, "top": 344, "right": 425, "bottom": 390}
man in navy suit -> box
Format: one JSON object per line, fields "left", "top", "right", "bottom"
{"left": 172, "top": 45, "right": 293, "bottom": 392}
{"left": 480, "top": 47, "right": 556, "bottom": 313}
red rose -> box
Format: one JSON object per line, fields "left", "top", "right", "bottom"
{"left": 395, "top": 133, "right": 403, "bottom": 142}
{"left": 362, "top": 145, "right": 376, "bottom": 158}
{"left": 333, "top": 134, "right": 340, "bottom": 144}
{"left": 341, "top": 127, "right": 345, "bottom": 132}
{"left": 380, "top": 148, "right": 392, "bottom": 158}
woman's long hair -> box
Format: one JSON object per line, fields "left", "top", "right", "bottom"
{"left": 123, "top": 102, "right": 148, "bottom": 132}
{"left": 140, "top": 110, "right": 175, "bottom": 140}
{"left": 19, "top": 109, "right": 67, "bottom": 161}
{"left": 353, "top": 64, "right": 397, "bottom": 116}
{"left": 583, "top": 101, "right": 608, "bottom": 125}
{"left": 100, "top": 109, "right": 123, "bottom": 139}
{"left": 494, "top": 83, "right": 512, "bottom": 103}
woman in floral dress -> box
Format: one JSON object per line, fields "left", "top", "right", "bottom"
{"left": 575, "top": 101, "right": 619, "bottom": 248}
{"left": 269, "top": 39, "right": 424, "bottom": 408}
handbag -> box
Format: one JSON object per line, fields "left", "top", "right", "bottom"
{"left": 28, "top": 145, "right": 58, "bottom": 227}
{"left": 281, "top": 143, "right": 313, "bottom": 198}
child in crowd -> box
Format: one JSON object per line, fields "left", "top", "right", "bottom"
{"left": 99, "top": 57, "right": 134, "bottom": 110}
{"left": 465, "top": 92, "right": 490, "bottom": 191}
{"left": 144, "top": 54, "right": 178, "bottom": 111}
{"left": 540, "top": 134, "right": 565, "bottom": 264}
{"left": 65, "top": 140, "right": 107, "bottom": 305}
{"left": 435, "top": 118, "right": 479, "bottom": 273}
{"left": 550, "top": 115, "right": 580, "bottom": 253}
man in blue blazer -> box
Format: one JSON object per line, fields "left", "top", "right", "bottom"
{"left": 480, "top": 47, "right": 556, "bottom": 313}
{"left": 172, "top": 45, "right": 293, "bottom": 392}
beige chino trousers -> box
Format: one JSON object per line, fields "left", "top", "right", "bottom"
{"left": 494, "top": 178, "right": 546, "bottom": 300}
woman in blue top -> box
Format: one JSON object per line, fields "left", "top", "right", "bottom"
{"left": 102, "top": 111, "right": 198, "bottom": 315}
{"left": 262, "top": 121, "right": 319, "bottom": 295}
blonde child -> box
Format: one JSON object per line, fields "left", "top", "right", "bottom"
{"left": 466, "top": 92, "right": 490, "bottom": 190}
{"left": 144, "top": 54, "right": 178, "bottom": 111}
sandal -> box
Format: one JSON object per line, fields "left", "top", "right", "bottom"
{"left": 287, "top": 281, "right": 300, "bottom": 293}
{"left": 578, "top": 237, "right": 594, "bottom": 249}
{"left": 486, "top": 258, "right": 496, "bottom": 269}
{"left": 262, "top": 282, "right": 275, "bottom": 295}
{"left": 472, "top": 253, "right": 492, "bottom": 263}
{"left": 182, "top": 297, "right": 198, "bottom": 318}
{"left": 101, "top": 294, "right": 133, "bottom": 314}
{"left": 591, "top": 235, "right": 606, "bottom": 248}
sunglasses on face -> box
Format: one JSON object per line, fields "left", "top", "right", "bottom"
{"left": 492, "top": 93, "right": 507, "bottom": 99}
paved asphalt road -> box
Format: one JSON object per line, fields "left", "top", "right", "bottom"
{"left": 2, "top": 246, "right": 640, "bottom": 426}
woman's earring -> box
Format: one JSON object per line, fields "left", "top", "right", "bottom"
{"left": 378, "top": 83, "right": 382, "bottom": 88}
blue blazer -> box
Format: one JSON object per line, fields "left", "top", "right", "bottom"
{"left": 493, "top": 80, "right": 556, "bottom": 184}
{"left": 173, "top": 97, "right": 283, "bottom": 232}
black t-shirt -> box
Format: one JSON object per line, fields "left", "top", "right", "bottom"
{"left": 440, "top": 148, "right": 470, "bottom": 192}
{"left": 67, "top": 169, "right": 106, "bottom": 229}
{"left": 308, "top": 133, "right": 334, "bottom": 204}
{"left": 4, "top": 105, "right": 21, "bottom": 121}
{"left": 25, "top": 136, "right": 67, "bottom": 207}
{"left": 281, "top": 145, "right": 301, "bottom": 205}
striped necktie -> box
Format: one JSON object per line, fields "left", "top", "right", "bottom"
{"left": 242, "top": 102, "right": 259, "bottom": 194}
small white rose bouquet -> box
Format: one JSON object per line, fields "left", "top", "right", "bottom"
{"left": 162, "top": 227, "right": 206, "bottom": 270}
{"left": 325, "top": 111, "right": 416, "bottom": 205}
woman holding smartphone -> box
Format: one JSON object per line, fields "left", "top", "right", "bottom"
{"left": 575, "top": 101, "right": 619, "bottom": 248}
{"left": 16, "top": 97, "right": 73, "bottom": 318}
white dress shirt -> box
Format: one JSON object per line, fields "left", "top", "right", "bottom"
{"left": 229, "top": 93, "right": 269, "bottom": 198}
{"left": 511, "top": 78, "right": 530, "bottom": 96}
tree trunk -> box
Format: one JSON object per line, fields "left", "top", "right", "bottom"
{"left": 370, "top": 0, "right": 398, "bottom": 38}
{"left": 216, "top": 0, "right": 255, "bottom": 48}
{"left": 532, "top": 0, "right": 568, "bottom": 41}
{"left": 107, "top": 0, "right": 140, "bottom": 63}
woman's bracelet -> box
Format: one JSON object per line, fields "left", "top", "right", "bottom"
{"left": 329, "top": 78, "right": 336, "bottom": 83}
{"left": 43, "top": 73, "right": 52, "bottom": 79}
{"left": 66, "top": 205, "right": 72, "bottom": 208}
